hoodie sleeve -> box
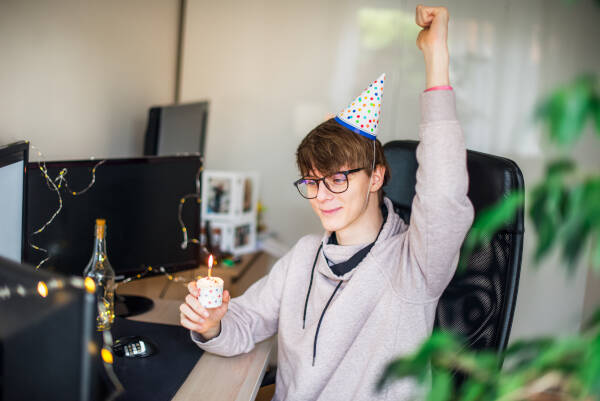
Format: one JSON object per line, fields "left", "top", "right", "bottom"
{"left": 190, "top": 247, "right": 293, "bottom": 356}
{"left": 400, "top": 89, "right": 474, "bottom": 300}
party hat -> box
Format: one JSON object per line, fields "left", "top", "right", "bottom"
{"left": 335, "top": 73, "right": 385, "bottom": 140}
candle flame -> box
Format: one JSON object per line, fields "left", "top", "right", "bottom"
{"left": 207, "top": 254, "right": 214, "bottom": 278}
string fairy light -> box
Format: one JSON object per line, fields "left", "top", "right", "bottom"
{"left": 0, "top": 277, "right": 71, "bottom": 301}
{"left": 108, "top": 161, "right": 214, "bottom": 287}
{"left": 115, "top": 263, "right": 213, "bottom": 289}
{"left": 29, "top": 144, "right": 106, "bottom": 269}
{"left": 178, "top": 165, "right": 209, "bottom": 254}
{"left": 98, "top": 314, "right": 124, "bottom": 401}
{"left": 30, "top": 145, "right": 208, "bottom": 269}
{"left": 28, "top": 146, "right": 211, "bottom": 287}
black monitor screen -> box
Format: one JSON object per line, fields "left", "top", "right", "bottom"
{"left": 24, "top": 156, "right": 202, "bottom": 278}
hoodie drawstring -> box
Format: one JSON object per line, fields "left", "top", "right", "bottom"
{"left": 312, "top": 280, "right": 343, "bottom": 366}
{"left": 302, "top": 244, "right": 322, "bottom": 330}
{"left": 302, "top": 243, "right": 344, "bottom": 366}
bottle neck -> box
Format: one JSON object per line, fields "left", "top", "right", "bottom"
{"left": 84, "top": 222, "right": 114, "bottom": 278}
{"left": 92, "top": 233, "right": 108, "bottom": 257}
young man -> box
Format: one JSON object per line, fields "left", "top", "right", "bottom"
{"left": 180, "top": 5, "right": 474, "bottom": 400}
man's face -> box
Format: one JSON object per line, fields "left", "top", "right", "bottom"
{"left": 307, "top": 166, "right": 371, "bottom": 233}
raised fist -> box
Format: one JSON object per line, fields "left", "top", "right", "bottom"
{"left": 415, "top": 5, "right": 449, "bottom": 53}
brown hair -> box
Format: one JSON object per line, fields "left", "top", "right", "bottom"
{"left": 296, "top": 118, "right": 391, "bottom": 187}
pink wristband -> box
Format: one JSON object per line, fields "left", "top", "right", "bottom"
{"left": 424, "top": 85, "right": 453, "bottom": 92}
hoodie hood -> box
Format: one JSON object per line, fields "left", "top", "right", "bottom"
{"left": 318, "top": 197, "right": 407, "bottom": 281}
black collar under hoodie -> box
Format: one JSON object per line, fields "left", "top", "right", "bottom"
{"left": 302, "top": 204, "right": 389, "bottom": 365}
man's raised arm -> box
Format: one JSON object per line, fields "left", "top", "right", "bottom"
{"left": 398, "top": 5, "right": 475, "bottom": 300}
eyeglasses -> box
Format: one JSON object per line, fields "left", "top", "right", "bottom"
{"left": 293, "top": 168, "right": 365, "bottom": 199}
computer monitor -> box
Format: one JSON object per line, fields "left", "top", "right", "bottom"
{"left": 0, "top": 141, "right": 29, "bottom": 263}
{"left": 143, "top": 101, "right": 209, "bottom": 157}
{"left": 24, "top": 155, "right": 202, "bottom": 279}
{"left": 0, "top": 255, "right": 103, "bottom": 401}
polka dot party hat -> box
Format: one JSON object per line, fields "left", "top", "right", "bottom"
{"left": 335, "top": 73, "right": 385, "bottom": 140}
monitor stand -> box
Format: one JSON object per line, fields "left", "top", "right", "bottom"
{"left": 114, "top": 294, "right": 154, "bottom": 318}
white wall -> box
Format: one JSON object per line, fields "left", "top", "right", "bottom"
{"left": 180, "top": 0, "right": 600, "bottom": 340}
{"left": 0, "top": 0, "right": 179, "bottom": 160}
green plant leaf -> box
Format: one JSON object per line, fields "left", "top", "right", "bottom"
{"left": 451, "top": 351, "right": 499, "bottom": 381}
{"left": 496, "top": 374, "right": 527, "bottom": 400}
{"left": 427, "top": 370, "right": 452, "bottom": 401}
{"left": 530, "top": 337, "right": 586, "bottom": 372}
{"left": 593, "top": 233, "right": 600, "bottom": 272}
{"left": 458, "top": 380, "right": 488, "bottom": 401}
{"left": 560, "top": 177, "right": 600, "bottom": 269}
{"left": 560, "top": 184, "right": 590, "bottom": 270}
{"left": 377, "top": 352, "right": 427, "bottom": 390}
{"left": 579, "top": 332, "right": 600, "bottom": 397}
{"left": 582, "top": 306, "right": 600, "bottom": 333}
{"left": 527, "top": 160, "right": 582, "bottom": 265}
{"left": 376, "top": 331, "right": 462, "bottom": 391}
{"left": 459, "top": 191, "right": 524, "bottom": 270}
{"left": 590, "top": 93, "right": 600, "bottom": 136}
{"left": 584, "top": 178, "right": 600, "bottom": 226}
{"left": 546, "top": 159, "right": 576, "bottom": 177}
{"left": 537, "top": 75, "right": 596, "bottom": 147}
{"left": 529, "top": 183, "right": 564, "bottom": 263}
{"left": 594, "top": 95, "right": 600, "bottom": 134}
{"left": 504, "top": 338, "right": 554, "bottom": 356}
{"left": 503, "top": 338, "right": 554, "bottom": 371}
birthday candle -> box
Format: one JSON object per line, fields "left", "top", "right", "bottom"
{"left": 196, "top": 254, "right": 223, "bottom": 308}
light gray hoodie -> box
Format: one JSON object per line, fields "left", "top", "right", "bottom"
{"left": 192, "top": 90, "right": 474, "bottom": 401}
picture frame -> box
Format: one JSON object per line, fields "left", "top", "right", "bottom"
{"left": 202, "top": 171, "right": 236, "bottom": 219}
{"left": 201, "top": 170, "right": 260, "bottom": 256}
{"left": 202, "top": 170, "right": 259, "bottom": 219}
{"left": 201, "top": 218, "right": 257, "bottom": 256}
{"left": 231, "top": 218, "right": 256, "bottom": 255}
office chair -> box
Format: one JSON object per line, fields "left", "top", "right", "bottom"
{"left": 383, "top": 140, "right": 524, "bottom": 362}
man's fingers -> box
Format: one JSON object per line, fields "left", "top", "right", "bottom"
{"left": 208, "top": 291, "right": 229, "bottom": 316}
{"left": 416, "top": 5, "right": 432, "bottom": 27}
{"left": 187, "top": 281, "right": 199, "bottom": 297}
{"left": 180, "top": 314, "right": 204, "bottom": 333}
{"left": 186, "top": 294, "right": 209, "bottom": 318}
{"left": 416, "top": 5, "right": 448, "bottom": 27}
{"left": 180, "top": 302, "right": 205, "bottom": 323}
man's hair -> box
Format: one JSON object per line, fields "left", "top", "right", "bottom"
{"left": 296, "top": 118, "right": 391, "bottom": 188}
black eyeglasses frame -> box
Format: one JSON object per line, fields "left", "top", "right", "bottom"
{"left": 292, "top": 168, "right": 365, "bottom": 199}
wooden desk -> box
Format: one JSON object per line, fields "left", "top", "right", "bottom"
{"left": 117, "top": 252, "right": 276, "bottom": 401}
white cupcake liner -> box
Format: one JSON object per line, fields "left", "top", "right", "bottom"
{"left": 197, "top": 277, "right": 224, "bottom": 308}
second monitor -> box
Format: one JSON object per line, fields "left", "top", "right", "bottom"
{"left": 24, "top": 155, "right": 202, "bottom": 280}
{"left": 143, "top": 101, "right": 209, "bottom": 157}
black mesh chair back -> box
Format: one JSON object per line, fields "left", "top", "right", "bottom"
{"left": 383, "top": 140, "right": 524, "bottom": 360}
